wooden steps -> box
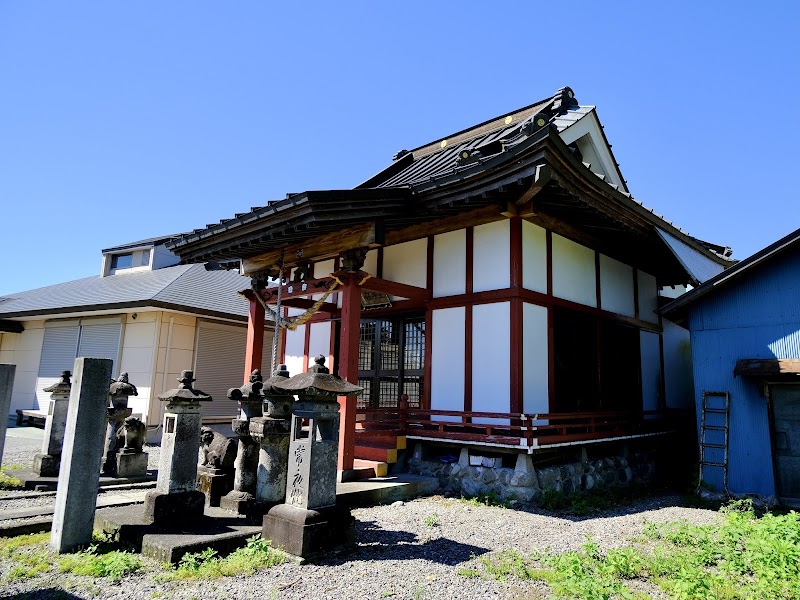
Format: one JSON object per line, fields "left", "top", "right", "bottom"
{"left": 354, "top": 419, "right": 406, "bottom": 466}
{"left": 352, "top": 459, "right": 389, "bottom": 478}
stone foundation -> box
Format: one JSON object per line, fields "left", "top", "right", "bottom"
{"left": 407, "top": 444, "right": 656, "bottom": 504}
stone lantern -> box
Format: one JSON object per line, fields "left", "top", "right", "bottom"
{"left": 102, "top": 373, "right": 138, "bottom": 477}
{"left": 33, "top": 371, "right": 71, "bottom": 477}
{"left": 262, "top": 355, "right": 362, "bottom": 558}
{"left": 144, "top": 370, "right": 211, "bottom": 523}
{"left": 219, "top": 369, "right": 265, "bottom": 513}
{"left": 248, "top": 364, "right": 293, "bottom": 512}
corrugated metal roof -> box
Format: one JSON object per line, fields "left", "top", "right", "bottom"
{"left": 656, "top": 228, "right": 726, "bottom": 285}
{"left": 0, "top": 264, "right": 251, "bottom": 319}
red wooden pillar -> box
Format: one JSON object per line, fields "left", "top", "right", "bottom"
{"left": 244, "top": 293, "right": 265, "bottom": 383}
{"left": 337, "top": 272, "right": 361, "bottom": 474}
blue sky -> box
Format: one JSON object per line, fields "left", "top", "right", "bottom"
{"left": 1, "top": 2, "right": 798, "bottom": 296}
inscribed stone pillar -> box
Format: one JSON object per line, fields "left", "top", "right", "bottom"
{"left": 32, "top": 371, "right": 71, "bottom": 477}
{"left": 101, "top": 373, "right": 137, "bottom": 477}
{"left": 143, "top": 370, "right": 210, "bottom": 523}
{"left": 50, "top": 358, "right": 113, "bottom": 553}
{"left": 220, "top": 370, "right": 264, "bottom": 514}
{"left": 0, "top": 364, "right": 17, "bottom": 469}
{"left": 262, "top": 356, "right": 361, "bottom": 558}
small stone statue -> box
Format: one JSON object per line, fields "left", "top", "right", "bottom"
{"left": 109, "top": 372, "right": 138, "bottom": 409}
{"left": 117, "top": 416, "right": 147, "bottom": 452}
{"left": 198, "top": 426, "right": 237, "bottom": 471}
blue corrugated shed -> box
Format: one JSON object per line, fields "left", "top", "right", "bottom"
{"left": 663, "top": 229, "right": 800, "bottom": 499}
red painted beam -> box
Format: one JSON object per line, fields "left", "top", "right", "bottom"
{"left": 337, "top": 273, "right": 361, "bottom": 474}
{"left": 244, "top": 297, "right": 265, "bottom": 383}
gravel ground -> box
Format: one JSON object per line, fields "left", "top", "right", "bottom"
{"left": 0, "top": 494, "right": 720, "bottom": 600}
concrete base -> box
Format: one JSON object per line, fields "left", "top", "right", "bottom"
{"left": 143, "top": 490, "right": 205, "bottom": 523}
{"left": 95, "top": 505, "right": 260, "bottom": 563}
{"left": 336, "top": 474, "right": 439, "bottom": 507}
{"left": 117, "top": 451, "right": 148, "bottom": 479}
{"left": 262, "top": 503, "right": 354, "bottom": 559}
{"left": 32, "top": 453, "right": 60, "bottom": 477}
{"left": 12, "top": 467, "right": 156, "bottom": 491}
{"left": 196, "top": 469, "right": 233, "bottom": 507}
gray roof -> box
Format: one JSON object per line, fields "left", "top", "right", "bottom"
{"left": 656, "top": 228, "right": 726, "bottom": 285}
{"left": 0, "top": 264, "right": 252, "bottom": 321}
{"left": 102, "top": 233, "right": 187, "bottom": 253}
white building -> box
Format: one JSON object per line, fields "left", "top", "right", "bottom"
{"left": 0, "top": 234, "right": 274, "bottom": 437}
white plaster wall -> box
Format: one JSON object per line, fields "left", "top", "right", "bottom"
{"left": 382, "top": 239, "right": 427, "bottom": 300}
{"left": 312, "top": 259, "right": 336, "bottom": 301}
{"left": 522, "top": 220, "right": 547, "bottom": 294}
{"left": 430, "top": 307, "right": 465, "bottom": 421}
{"left": 284, "top": 325, "right": 306, "bottom": 376}
{"left": 0, "top": 321, "right": 45, "bottom": 415}
{"left": 552, "top": 234, "right": 597, "bottom": 307}
{"left": 119, "top": 312, "right": 157, "bottom": 419}
{"left": 473, "top": 220, "right": 510, "bottom": 292}
{"left": 599, "top": 254, "right": 635, "bottom": 317}
{"left": 363, "top": 250, "right": 379, "bottom": 278}
{"left": 149, "top": 313, "right": 196, "bottom": 426}
{"left": 472, "top": 302, "right": 510, "bottom": 424}
{"left": 640, "top": 330, "right": 661, "bottom": 411}
{"left": 638, "top": 270, "right": 659, "bottom": 324}
{"left": 663, "top": 320, "right": 693, "bottom": 409}
{"left": 522, "top": 303, "right": 549, "bottom": 414}
{"left": 307, "top": 322, "right": 332, "bottom": 371}
{"left": 433, "top": 229, "right": 466, "bottom": 298}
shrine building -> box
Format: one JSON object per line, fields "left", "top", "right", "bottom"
{"left": 166, "top": 87, "right": 733, "bottom": 480}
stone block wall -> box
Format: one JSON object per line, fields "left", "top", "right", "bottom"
{"left": 407, "top": 444, "right": 656, "bottom": 503}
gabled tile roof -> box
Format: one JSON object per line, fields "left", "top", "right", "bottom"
{"left": 0, "top": 264, "right": 252, "bottom": 321}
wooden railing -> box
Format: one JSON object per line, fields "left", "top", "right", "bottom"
{"left": 356, "top": 400, "right": 676, "bottom": 448}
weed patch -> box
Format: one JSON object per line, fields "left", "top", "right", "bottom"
{"left": 423, "top": 513, "right": 440, "bottom": 527}
{"left": 161, "top": 534, "right": 286, "bottom": 580}
{"left": 459, "top": 491, "right": 511, "bottom": 508}
{"left": 0, "top": 470, "right": 24, "bottom": 490}
{"left": 459, "top": 499, "right": 800, "bottom": 599}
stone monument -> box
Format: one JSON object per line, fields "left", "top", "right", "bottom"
{"left": 0, "top": 364, "right": 16, "bottom": 470}
{"left": 116, "top": 415, "right": 149, "bottom": 477}
{"left": 32, "top": 371, "right": 71, "bottom": 477}
{"left": 262, "top": 355, "right": 361, "bottom": 558}
{"left": 102, "top": 373, "right": 138, "bottom": 477}
{"left": 143, "top": 370, "right": 210, "bottom": 523}
{"left": 197, "top": 425, "right": 237, "bottom": 506}
{"left": 249, "top": 364, "right": 293, "bottom": 512}
{"left": 219, "top": 370, "right": 263, "bottom": 514}
{"left": 51, "top": 358, "right": 114, "bottom": 553}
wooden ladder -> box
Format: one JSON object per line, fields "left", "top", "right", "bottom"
{"left": 698, "top": 391, "right": 731, "bottom": 493}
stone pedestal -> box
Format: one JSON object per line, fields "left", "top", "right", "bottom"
{"left": 197, "top": 465, "right": 233, "bottom": 507}
{"left": 262, "top": 503, "right": 355, "bottom": 558}
{"left": 50, "top": 358, "right": 114, "bottom": 553}
{"left": 143, "top": 371, "right": 210, "bottom": 524}
{"left": 117, "top": 449, "right": 149, "bottom": 478}
{"left": 33, "top": 371, "right": 71, "bottom": 477}
{"left": 262, "top": 356, "right": 361, "bottom": 558}
{"left": 115, "top": 414, "right": 149, "bottom": 478}
{"left": 0, "top": 364, "right": 17, "bottom": 470}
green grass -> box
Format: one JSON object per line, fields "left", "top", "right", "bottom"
{"left": 459, "top": 499, "right": 800, "bottom": 599}
{"left": 0, "top": 470, "right": 24, "bottom": 490}
{"left": 159, "top": 534, "right": 286, "bottom": 580}
{"left": 459, "top": 490, "right": 512, "bottom": 508}
{"left": 0, "top": 531, "right": 285, "bottom": 584}
{"left": 540, "top": 482, "right": 653, "bottom": 516}
{"left": 423, "top": 513, "right": 440, "bottom": 527}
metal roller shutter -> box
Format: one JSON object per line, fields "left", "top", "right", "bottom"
{"left": 38, "top": 324, "right": 80, "bottom": 378}
{"left": 77, "top": 322, "right": 122, "bottom": 375}
{"left": 193, "top": 320, "right": 274, "bottom": 420}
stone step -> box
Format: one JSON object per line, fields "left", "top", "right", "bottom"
{"left": 353, "top": 459, "right": 389, "bottom": 478}
{"left": 354, "top": 443, "right": 397, "bottom": 463}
